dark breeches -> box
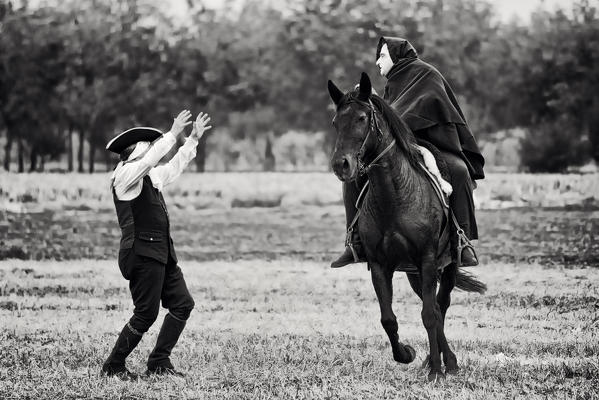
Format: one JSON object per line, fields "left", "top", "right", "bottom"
{"left": 438, "top": 151, "right": 478, "bottom": 240}
{"left": 125, "top": 253, "right": 195, "bottom": 333}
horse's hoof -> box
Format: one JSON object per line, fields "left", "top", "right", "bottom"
{"left": 445, "top": 353, "right": 459, "bottom": 374}
{"left": 445, "top": 365, "right": 460, "bottom": 375}
{"left": 404, "top": 345, "right": 416, "bottom": 363}
{"left": 393, "top": 345, "right": 416, "bottom": 364}
{"left": 427, "top": 370, "right": 445, "bottom": 383}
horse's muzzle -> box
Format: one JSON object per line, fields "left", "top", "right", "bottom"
{"left": 332, "top": 154, "right": 357, "bottom": 181}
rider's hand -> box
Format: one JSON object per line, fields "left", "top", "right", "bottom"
{"left": 170, "top": 110, "right": 193, "bottom": 137}
{"left": 190, "top": 112, "right": 212, "bottom": 140}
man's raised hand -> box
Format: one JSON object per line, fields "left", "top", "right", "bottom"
{"left": 170, "top": 110, "right": 193, "bottom": 137}
{"left": 191, "top": 112, "right": 212, "bottom": 140}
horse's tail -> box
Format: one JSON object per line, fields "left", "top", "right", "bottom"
{"left": 455, "top": 268, "right": 487, "bottom": 294}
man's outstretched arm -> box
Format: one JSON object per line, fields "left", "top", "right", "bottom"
{"left": 149, "top": 112, "right": 212, "bottom": 190}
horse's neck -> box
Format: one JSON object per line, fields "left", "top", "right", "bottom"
{"left": 366, "top": 137, "right": 421, "bottom": 209}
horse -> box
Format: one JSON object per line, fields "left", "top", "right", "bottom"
{"left": 327, "top": 72, "right": 486, "bottom": 382}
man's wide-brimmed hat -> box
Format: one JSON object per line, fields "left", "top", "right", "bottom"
{"left": 106, "top": 127, "right": 163, "bottom": 154}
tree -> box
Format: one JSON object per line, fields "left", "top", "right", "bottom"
{"left": 0, "top": 2, "right": 68, "bottom": 171}
{"left": 516, "top": 1, "right": 599, "bottom": 171}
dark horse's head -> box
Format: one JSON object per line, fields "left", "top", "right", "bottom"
{"left": 328, "top": 73, "right": 379, "bottom": 181}
{"left": 328, "top": 72, "right": 418, "bottom": 182}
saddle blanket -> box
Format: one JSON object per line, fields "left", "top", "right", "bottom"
{"left": 415, "top": 145, "right": 452, "bottom": 197}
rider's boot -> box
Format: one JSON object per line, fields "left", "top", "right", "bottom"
{"left": 442, "top": 154, "right": 479, "bottom": 268}
{"left": 330, "top": 229, "right": 367, "bottom": 268}
{"left": 330, "top": 179, "right": 368, "bottom": 269}
{"left": 452, "top": 209, "right": 479, "bottom": 267}
{"left": 459, "top": 245, "right": 479, "bottom": 267}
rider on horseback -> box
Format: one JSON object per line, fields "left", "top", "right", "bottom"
{"left": 331, "top": 36, "right": 485, "bottom": 269}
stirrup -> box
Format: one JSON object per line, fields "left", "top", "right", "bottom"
{"left": 456, "top": 227, "right": 478, "bottom": 267}
{"left": 345, "top": 227, "right": 362, "bottom": 263}
{"left": 348, "top": 244, "right": 360, "bottom": 263}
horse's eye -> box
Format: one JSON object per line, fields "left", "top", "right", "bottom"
{"left": 358, "top": 115, "right": 366, "bottom": 122}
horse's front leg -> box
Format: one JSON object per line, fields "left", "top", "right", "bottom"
{"left": 370, "top": 262, "right": 416, "bottom": 364}
{"left": 420, "top": 251, "right": 445, "bottom": 381}
{"left": 411, "top": 265, "right": 459, "bottom": 375}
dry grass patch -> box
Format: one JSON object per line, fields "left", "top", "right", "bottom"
{"left": 1, "top": 260, "right": 597, "bottom": 399}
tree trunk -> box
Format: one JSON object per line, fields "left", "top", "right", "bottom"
{"left": 88, "top": 141, "right": 95, "bottom": 173}
{"left": 3, "top": 133, "right": 12, "bottom": 171}
{"left": 432, "top": 0, "right": 444, "bottom": 24}
{"left": 103, "top": 148, "right": 111, "bottom": 171}
{"left": 590, "top": 96, "right": 599, "bottom": 163}
{"left": 194, "top": 133, "right": 208, "bottom": 172}
{"left": 263, "top": 133, "right": 275, "bottom": 172}
{"left": 29, "top": 147, "right": 38, "bottom": 172}
{"left": 17, "top": 137, "right": 24, "bottom": 173}
{"left": 40, "top": 155, "right": 45, "bottom": 172}
{"left": 78, "top": 129, "right": 84, "bottom": 173}
{"left": 68, "top": 124, "right": 74, "bottom": 172}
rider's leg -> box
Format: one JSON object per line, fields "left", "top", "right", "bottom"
{"left": 439, "top": 151, "right": 479, "bottom": 266}
{"left": 331, "top": 175, "right": 368, "bottom": 268}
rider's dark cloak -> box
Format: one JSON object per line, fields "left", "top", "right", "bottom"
{"left": 376, "top": 37, "right": 485, "bottom": 180}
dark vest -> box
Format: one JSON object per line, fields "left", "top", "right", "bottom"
{"left": 113, "top": 175, "right": 177, "bottom": 265}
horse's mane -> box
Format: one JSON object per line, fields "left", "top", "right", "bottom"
{"left": 343, "top": 91, "right": 420, "bottom": 168}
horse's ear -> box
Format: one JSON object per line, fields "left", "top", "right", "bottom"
{"left": 328, "top": 80, "right": 343, "bottom": 106}
{"left": 358, "top": 72, "right": 372, "bottom": 101}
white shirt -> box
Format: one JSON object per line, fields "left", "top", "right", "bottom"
{"left": 111, "top": 131, "right": 198, "bottom": 201}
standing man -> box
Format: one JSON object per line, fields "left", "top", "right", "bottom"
{"left": 102, "top": 110, "right": 212, "bottom": 380}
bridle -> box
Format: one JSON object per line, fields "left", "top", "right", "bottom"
{"left": 343, "top": 98, "right": 396, "bottom": 176}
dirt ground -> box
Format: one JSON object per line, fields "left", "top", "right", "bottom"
{"left": 2, "top": 206, "right": 598, "bottom": 267}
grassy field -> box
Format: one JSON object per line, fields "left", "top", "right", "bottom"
{"left": 1, "top": 259, "right": 598, "bottom": 399}
{"left": 1, "top": 172, "right": 598, "bottom": 398}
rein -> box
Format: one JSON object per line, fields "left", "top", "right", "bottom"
{"left": 342, "top": 98, "right": 397, "bottom": 262}
{"left": 349, "top": 98, "right": 396, "bottom": 176}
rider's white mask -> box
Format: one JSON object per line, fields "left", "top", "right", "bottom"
{"left": 376, "top": 43, "right": 394, "bottom": 78}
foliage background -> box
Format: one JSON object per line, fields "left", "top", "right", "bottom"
{"left": 1, "top": 0, "right": 598, "bottom": 173}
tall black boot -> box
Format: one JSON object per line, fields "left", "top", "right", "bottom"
{"left": 330, "top": 228, "right": 366, "bottom": 268}
{"left": 455, "top": 224, "right": 478, "bottom": 267}
{"left": 449, "top": 201, "right": 478, "bottom": 267}
{"left": 330, "top": 179, "right": 368, "bottom": 269}
{"left": 444, "top": 155, "right": 479, "bottom": 268}
{"left": 102, "top": 323, "right": 143, "bottom": 380}
{"left": 146, "top": 313, "right": 186, "bottom": 376}
{"left": 449, "top": 190, "right": 479, "bottom": 267}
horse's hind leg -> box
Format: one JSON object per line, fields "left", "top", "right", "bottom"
{"left": 420, "top": 253, "right": 444, "bottom": 381}
{"left": 436, "top": 263, "right": 458, "bottom": 374}
{"left": 370, "top": 262, "right": 416, "bottom": 364}
{"left": 407, "top": 273, "right": 436, "bottom": 370}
